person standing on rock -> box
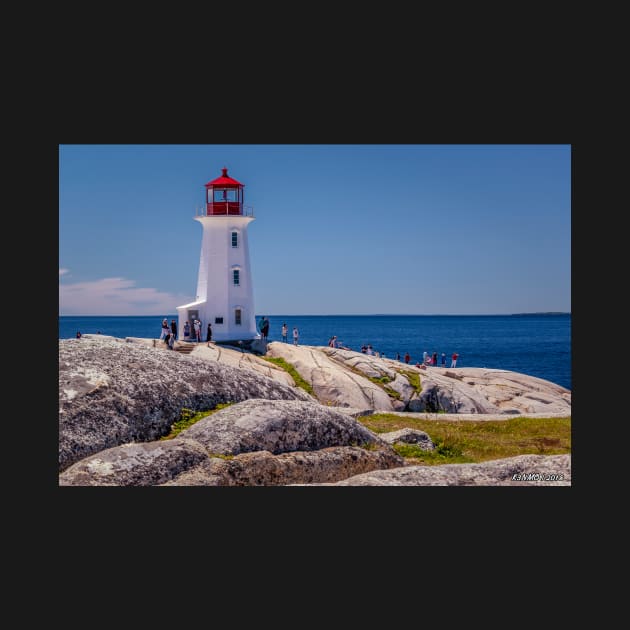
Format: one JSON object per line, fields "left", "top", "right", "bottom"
{"left": 170, "top": 319, "right": 177, "bottom": 341}
{"left": 206, "top": 322, "right": 212, "bottom": 345}
{"left": 451, "top": 352, "right": 459, "bottom": 367}
{"left": 404, "top": 352, "right": 411, "bottom": 364}
{"left": 160, "top": 318, "right": 169, "bottom": 341}
{"left": 194, "top": 319, "right": 202, "bottom": 342}
{"left": 293, "top": 326, "right": 299, "bottom": 345}
{"left": 183, "top": 320, "right": 191, "bottom": 341}
{"left": 432, "top": 351, "right": 438, "bottom": 366}
{"left": 441, "top": 352, "right": 446, "bottom": 367}
{"left": 261, "top": 317, "right": 270, "bottom": 341}
{"left": 281, "top": 322, "right": 288, "bottom": 343}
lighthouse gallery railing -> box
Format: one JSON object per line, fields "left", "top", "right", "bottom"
{"left": 195, "top": 205, "right": 254, "bottom": 217}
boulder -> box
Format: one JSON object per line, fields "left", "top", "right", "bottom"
{"left": 163, "top": 446, "right": 404, "bottom": 486}
{"left": 59, "top": 398, "right": 405, "bottom": 486}
{"left": 266, "top": 343, "right": 395, "bottom": 410}
{"left": 58, "top": 336, "right": 571, "bottom": 486}
{"left": 177, "top": 398, "right": 389, "bottom": 455}
{"left": 269, "top": 344, "right": 571, "bottom": 415}
{"left": 299, "top": 454, "right": 571, "bottom": 486}
{"left": 379, "top": 428, "right": 435, "bottom": 451}
{"left": 59, "top": 438, "right": 208, "bottom": 486}
{"left": 188, "top": 342, "right": 296, "bottom": 388}
{"left": 59, "top": 336, "right": 313, "bottom": 472}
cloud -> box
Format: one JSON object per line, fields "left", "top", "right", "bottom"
{"left": 59, "top": 276, "right": 193, "bottom": 316}
{"left": 59, "top": 268, "right": 70, "bottom": 276}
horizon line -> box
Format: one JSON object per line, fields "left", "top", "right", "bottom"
{"left": 59, "top": 311, "right": 571, "bottom": 317}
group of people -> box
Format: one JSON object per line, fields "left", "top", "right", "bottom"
{"left": 153, "top": 317, "right": 461, "bottom": 365}
{"left": 262, "top": 319, "right": 300, "bottom": 345}
{"left": 162, "top": 317, "right": 213, "bottom": 347}
{"left": 328, "top": 336, "right": 351, "bottom": 350}
{"left": 160, "top": 318, "right": 178, "bottom": 349}
{"left": 360, "top": 344, "right": 384, "bottom": 357}
{"left": 397, "top": 350, "right": 459, "bottom": 367}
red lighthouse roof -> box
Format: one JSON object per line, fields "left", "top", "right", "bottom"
{"left": 205, "top": 167, "right": 243, "bottom": 187}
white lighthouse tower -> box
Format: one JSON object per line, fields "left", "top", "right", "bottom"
{"left": 177, "top": 167, "right": 259, "bottom": 345}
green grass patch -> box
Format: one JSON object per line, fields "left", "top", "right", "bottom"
{"left": 161, "top": 403, "right": 233, "bottom": 440}
{"left": 364, "top": 375, "right": 401, "bottom": 399}
{"left": 359, "top": 414, "right": 571, "bottom": 465}
{"left": 396, "top": 369, "right": 422, "bottom": 394}
{"left": 381, "top": 385, "right": 402, "bottom": 400}
{"left": 262, "top": 356, "right": 314, "bottom": 395}
{"left": 375, "top": 375, "right": 393, "bottom": 384}
{"left": 392, "top": 442, "right": 473, "bottom": 465}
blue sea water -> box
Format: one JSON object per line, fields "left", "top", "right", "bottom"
{"left": 59, "top": 314, "right": 571, "bottom": 390}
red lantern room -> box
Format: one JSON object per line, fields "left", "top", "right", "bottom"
{"left": 204, "top": 167, "right": 244, "bottom": 216}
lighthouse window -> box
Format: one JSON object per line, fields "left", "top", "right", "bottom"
{"left": 235, "top": 309, "right": 242, "bottom": 325}
{"left": 233, "top": 269, "right": 240, "bottom": 285}
{"left": 214, "top": 189, "right": 237, "bottom": 202}
{"left": 231, "top": 232, "right": 238, "bottom": 247}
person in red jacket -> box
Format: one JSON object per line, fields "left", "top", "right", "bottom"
{"left": 451, "top": 352, "right": 459, "bottom": 367}
{"left": 404, "top": 352, "right": 411, "bottom": 364}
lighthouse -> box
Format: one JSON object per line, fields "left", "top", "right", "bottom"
{"left": 176, "top": 167, "right": 259, "bottom": 345}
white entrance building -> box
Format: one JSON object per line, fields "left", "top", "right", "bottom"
{"left": 177, "top": 167, "right": 259, "bottom": 344}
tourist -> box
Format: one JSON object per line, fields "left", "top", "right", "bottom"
{"left": 404, "top": 352, "right": 411, "bottom": 364}
{"left": 183, "top": 320, "right": 191, "bottom": 341}
{"left": 366, "top": 345, "right": 374, "bottom": 356}
{"left": 167, "top": 332, "right": 175, "bottom": 350}
{"left": 206, "top": 322, "right": 212, "bottom": 344}
{"left": 76, "top": 331, "right": 82, "bottom": 339}
{"left": 170, "top": 319, "right": 177, "bottom": 341}
{"left": 451, "top": 352, "right": 459, "bottom": 368}
{"left": 261, "top": 317, "right": 270, "bottom": 341}
{"left": 441, "top": 353, "right": 446, "bottom": 367}
{"left": 281, "top": 322, "right": 288, "bottom": 343}
{"left": 422, "top": 350, "right": 428, "bottom": 364}
{"left": 258, "top": 316, "right": 269, "bottom": 341}
{"left": 193, "top": 319, "right": 202, "bottom": 342}
{"left": 395, "top": 352, "right": 400, "bottom": 361}
{"left": 293, "top": 326, "right": 299, "bottom": 345}
{"left": 160, "top": 318, "right": 169, "bottom": 340}
{"left": 432, "top": 352, "right": 438, "bottom": 366}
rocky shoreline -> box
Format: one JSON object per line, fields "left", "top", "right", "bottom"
{"left": 58, "top": 335, "right": 571, "bottom": 486}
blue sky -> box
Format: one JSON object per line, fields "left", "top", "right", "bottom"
{"left": 59, "top": 144, "right": 571, "bottom": 315}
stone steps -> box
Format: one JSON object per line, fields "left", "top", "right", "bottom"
{"left": 174, "top": 342, "right": 196, "bottom": 355}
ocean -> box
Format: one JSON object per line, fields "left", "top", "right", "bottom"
{"left": 59, "top": 314, "right": 571, "bottom": 390}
